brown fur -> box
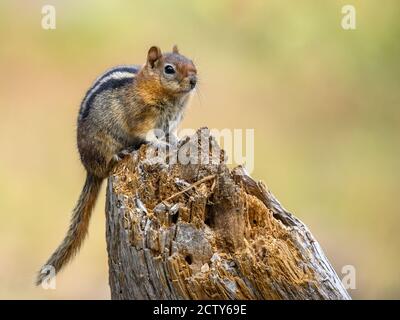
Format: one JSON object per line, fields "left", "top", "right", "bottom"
{"left": 36, "top": 46, "right": 197, "bottom": 285}
{"left": 35, "top": 174, "right": 102, "bottom": 286}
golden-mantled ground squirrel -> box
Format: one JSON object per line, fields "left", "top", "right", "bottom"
{"left": 36, "top": 45, "right": 197, "bottom": 285}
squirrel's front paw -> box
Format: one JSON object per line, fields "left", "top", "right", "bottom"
{"left": 112, "top": 149, "right": 132, "bottom": 163}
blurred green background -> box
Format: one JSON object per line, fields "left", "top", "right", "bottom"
{"left": 0, "top": 0, "right": 399, "bottom": 299}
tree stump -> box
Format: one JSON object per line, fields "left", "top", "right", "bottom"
{"left": 105, "top": 128, "right": 350, "bottom": 300}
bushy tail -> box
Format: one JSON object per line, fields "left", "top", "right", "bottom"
{"left": 35, "top": 174, "right": 103, "bottom": 286}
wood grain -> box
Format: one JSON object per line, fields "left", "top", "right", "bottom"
{"left": 105, "top": 128, "right": 350, "bottom": 300}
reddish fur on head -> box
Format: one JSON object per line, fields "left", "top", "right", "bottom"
{"left": 147, "top": 46, "right": 162, "bottom": 68}
{"left": 135, "top": 45, "right": 197, "bottom": 105}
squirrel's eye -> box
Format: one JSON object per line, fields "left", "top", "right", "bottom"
{"left": 164, "top": 65, "right": 175, "bottom": 75}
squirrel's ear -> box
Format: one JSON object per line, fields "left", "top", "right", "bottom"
{"left": 172, "top": 45, "right": 179, "bottom": 54}
{"left": 147, "top": 46, "right": 162, "bottom": 68}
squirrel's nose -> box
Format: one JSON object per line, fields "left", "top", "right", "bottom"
{"left": 189, "top": 77, "right": 197, "bottom": 89}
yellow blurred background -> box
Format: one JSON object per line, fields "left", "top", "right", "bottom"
{"left": 0, "top": 0, "right": 399, "bottom": 299}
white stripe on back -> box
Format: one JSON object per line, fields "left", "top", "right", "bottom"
{"left": 80, "top": 66, "right": 139, "bottom": 117}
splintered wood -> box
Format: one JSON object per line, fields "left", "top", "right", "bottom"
{"left": 106, "top": 128, "right": 350, "bottom": 300}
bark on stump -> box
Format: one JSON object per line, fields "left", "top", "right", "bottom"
{"left": 105, "top": 128, "right": 350, "bottom": 300}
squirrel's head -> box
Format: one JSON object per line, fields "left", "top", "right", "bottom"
{"left": 143, "top": 45, "right": 197, "bottom": 96}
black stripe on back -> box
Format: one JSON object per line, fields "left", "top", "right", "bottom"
{"left": 80, "top": 76, "right": 134, "bottom": 120}
{"left": 79, "top": 66, "right": 139, "bottom": 120}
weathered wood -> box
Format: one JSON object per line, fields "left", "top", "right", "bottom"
{"left": 105, "top": 128, "right": 350, "bottom": 300}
